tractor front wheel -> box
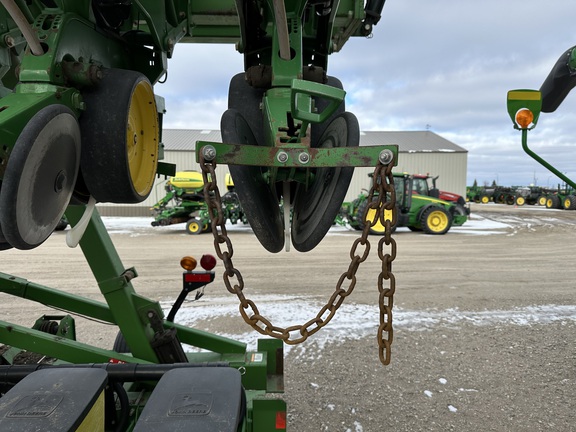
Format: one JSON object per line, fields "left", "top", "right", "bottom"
{"left": 515, "top": 196, "right": 526, "bottom": 206}
{"left": 420, "top": 206, "right": 452, "bottom": 235}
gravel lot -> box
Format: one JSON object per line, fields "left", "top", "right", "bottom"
{"left": 1, "top": 203, "right": 575, "bottom": 431}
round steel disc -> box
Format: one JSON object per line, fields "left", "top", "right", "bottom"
{"left": 0, "top": 105, "right": 81, "bottom": 250}
{"left": 221, "top": 108, "right": 284, "bottom": 253}
{"left": 291, "top": 112, "right": 360, "bottom": 252}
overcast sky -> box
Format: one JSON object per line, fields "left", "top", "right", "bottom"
{"left": 157, "top": 0, "right": 576, "bottom": 188}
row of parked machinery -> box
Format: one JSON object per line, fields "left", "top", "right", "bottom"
{"left": 154, "top": 170, "right": 469, "bottom": 236}
{"left": 467, "top": 182, "right": 576, "bottom": 209}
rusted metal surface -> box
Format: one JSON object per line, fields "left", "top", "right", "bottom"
{"left": 199, "top": 154, "right": 397, "bottom": 365}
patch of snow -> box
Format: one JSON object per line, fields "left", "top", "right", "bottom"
{"left": 424, "top": 390, "right": 433, "bottom": 397}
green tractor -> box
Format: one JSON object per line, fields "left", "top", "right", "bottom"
{"left": 151, "top": 171, "right": 247, "bottom": 234}
{"left": 340, "top": 172, "right": 467, "bottom": 235}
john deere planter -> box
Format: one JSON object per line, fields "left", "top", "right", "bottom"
{"left": 0, "top": 1, "right": 399, "bottom": 430}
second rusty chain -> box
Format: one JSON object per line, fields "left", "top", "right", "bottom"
{"left": 199, "top": 156, "right": 397, "bottom": 365}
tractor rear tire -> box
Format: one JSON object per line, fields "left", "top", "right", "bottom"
{"left": 420, "top": 206, "right": 452, "bottom": 235}
{"left": 356, "top": 199, "right": 396, "bottom": 235}
{"left": 564, "top": 195, "right": 576, "bottom": 210}
{"left": 546, "top": 195, "right": 561, "bottom": 209}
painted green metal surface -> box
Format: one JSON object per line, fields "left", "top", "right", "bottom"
{"left": 0, "top": 0, "right": 387, "bottom": 429}
{"left": 196, "top": 141, "right": 398, "bottom": 168}
{"left": 507, "top": 88, "right": 576, "bottom": 191}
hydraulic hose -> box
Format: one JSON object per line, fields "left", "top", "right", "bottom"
{"left": 539, "top": 45, "right": 576, "bottom": 113}
{"left": 0, "top": 0, "right": 43, "bottom": 55}
{"left": 361, "top": 0, "right": 386, "bottom": 36}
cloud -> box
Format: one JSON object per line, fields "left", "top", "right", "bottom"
{"left": 159, "top": 0, "right": 576, "bottom": 187}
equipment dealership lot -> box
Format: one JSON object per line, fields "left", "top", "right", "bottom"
{"left": 2, "top": 203, "right": 575, "bottom": 431}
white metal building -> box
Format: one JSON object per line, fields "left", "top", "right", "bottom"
{"left": 97, "top": 129, "right": 468, "bottom": 216}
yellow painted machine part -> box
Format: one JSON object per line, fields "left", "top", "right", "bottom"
{"left": 170, "top": 170, "right": 205, "bottom": 189}
{"left": 77, "top": 391, "right": 105, "bottom": 432}
{"left": 426, "top": 209, "right": 449, "bottom": 233}
{"left": 127, "top": 80, "right": 159, "bottom": 197}
{"left": 365, "top": 207, "right": 393, "bottom": 233}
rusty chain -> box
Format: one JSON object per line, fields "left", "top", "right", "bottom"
{"left": 199, "top": 155, "right": 397, "bottom": 365}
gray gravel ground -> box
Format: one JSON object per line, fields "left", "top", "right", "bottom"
{"left": 1, "top": 203, "right": 575, "bottom": 431}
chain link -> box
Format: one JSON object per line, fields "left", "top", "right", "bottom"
{"left": 199, "top": 155, "right": 396, "bottom": 365}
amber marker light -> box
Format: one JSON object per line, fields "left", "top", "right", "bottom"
{"left": 180, "top": 256, "right": 197, "bottom": 271}
{"left": 515, "top": 108, "right": 534, "bottom": 129}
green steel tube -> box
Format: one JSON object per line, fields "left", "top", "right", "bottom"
{"left": 521, "top": 129, "right": 576, "bottom": 190}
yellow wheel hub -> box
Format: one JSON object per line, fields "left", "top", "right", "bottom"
{"left": 127, "top": 80, "right": 158, "bottom": 197}
{"left": 187, "top": 221, "right": 200, "bottom": 234}
{"left": 427, "top": 210, "right": 449, "bottom": 232}
{"left": 481, "top": 196, "right": 489, "bottom": 204}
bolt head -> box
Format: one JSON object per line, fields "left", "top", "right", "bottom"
{"left": 202, "top": 145, "right": 217, "bottom": 161}
{"left": 277, "top": 151, "right": 289, "bottom": 163}
{"left": 379, "top": 149, "right": 394, "bottom": 165}
{"left": 298, "top": 152, "right": 310, "bottom": 164}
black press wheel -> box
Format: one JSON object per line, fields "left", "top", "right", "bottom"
{"left": 0, "top": 104, "right": 80, "bottom": 250}
{"left": 80, "top": 68, "right": 159, "bottom": 203}
{"left": 113, "top": 332, "right": 130, "bottom": 354}
{"left": 291, "top": 112, "right": 359, "bottom": 252}
{"left": 221, "top": 108, "right": 284, "bottom": 252}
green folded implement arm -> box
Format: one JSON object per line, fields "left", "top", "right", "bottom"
{"left": 0, "top": 1, "right": 398, "bottom": 430}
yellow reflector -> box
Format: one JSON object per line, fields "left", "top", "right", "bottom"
{"left": 180, "top": 256, "right": 197, "bottom": 271}
{"left": 515, "top": 109, "right": 534, "bottom": 129}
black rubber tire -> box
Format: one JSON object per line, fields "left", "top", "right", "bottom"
{"left": 546, "top": 195, "right": 561, "bottom": 209}
{"left": 221, "top": 108, "right": 284, "bottom": 252}
{"left": 224, "top": 74, "right": 284, "bottom": 253}
{"left": 113, "top": 332, "right": 130, "bottom": 354}
{"left": 0, "top": 104, "right": 80, "bottom": 250}
{"left": 79, "top": 68, "right": 159, "bottom": 203}
{"left": 419, "top": 206, "right": 452, "bottom": 235}
{"left": 291, "top": 112, "right": 359, "bottom": 251}
{"left": 356, "top": 198, "right": 397, "bottom": 235}
{"left": 564, "top": 195, "right": 576, "bottom": 210}
{"left": 186, "top": 218, "right": 203, "bottom": 235}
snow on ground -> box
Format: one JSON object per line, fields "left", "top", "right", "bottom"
{"left": 101, "top": 209, "right": 576, "bottom": 355}
{"left": 167, "top": 295, "right": 576, "bottom": 353}
{"left": 101, "top": 213, "right": 514, "bottom": 237}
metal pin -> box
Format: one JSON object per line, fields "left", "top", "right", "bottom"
{"left": 202, "top": 145, "right": 217, "bottom": 161}
{"left": 379, "top": 149, "right": 394, "bottom": 165}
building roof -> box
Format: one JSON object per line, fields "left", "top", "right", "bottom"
{"left": 162, "top": 129, "right": 467, "bottom": 153}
